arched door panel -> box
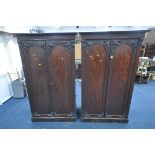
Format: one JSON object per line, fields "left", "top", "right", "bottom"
{"left": 82, "top": 42, "right": 109, "bottom": 117}
{"left": 48, "top": 45, "right": 76, "bottom": 116}
{"left": 27, "top": 46, "right": 50, "bottom": 114}
{"left": 105, "top": 44, "right": 133, "bottom": 117}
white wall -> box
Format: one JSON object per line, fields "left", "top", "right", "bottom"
{"left": 0, "top": 33, "right": 22, "bottom": 105}
{"left": 145, "top": 29, "right": 155, "bottom": 44}
{"left": 3, "top": 26, "right": 155, "bottom": 33}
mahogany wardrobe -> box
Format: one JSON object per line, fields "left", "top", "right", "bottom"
{"left": 17, "top": 30, "right": 147, "bottom": 122}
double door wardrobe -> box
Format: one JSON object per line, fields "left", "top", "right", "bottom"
{"left": 17, "top": 31, "right": 147, "bottom": 122}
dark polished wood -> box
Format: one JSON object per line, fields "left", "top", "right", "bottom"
{"left": 25, "top": 46, "right": 51, "bottom": 114}
{"left": 17, "top": 34, "right": 76, "bottom": 121}
{"left": 106, "top": 44, "right": 133, "bottom": 116}
{"left": 81, "top": 41, "right": 109, "bottom": 117}
{"left": 81, "top": 31, "right": 147, "bottom": 122}
{"left": 16, "top": 31, "right": 147, "bottom": 123}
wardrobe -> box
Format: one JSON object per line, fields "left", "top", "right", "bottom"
{"left": 81, "top": 31, "right": 146, "bottom": 122}
{"left": 17, "top": 34, "right": 76, "bottom": 121}
{"left": 17, "top": 30, "right": 147, "bottom": 122}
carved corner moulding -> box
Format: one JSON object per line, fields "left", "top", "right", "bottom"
{"left": 18, "top": 40, "right": 46, "bottom": 50}
{"left": 110, "top": 39, "right": 140, "bottom": 52}
{"left": 46, "top": 40, "right": 75, "bottom": 52}
{"left": 82, "top": 40, "right": 111, "bottom": 52}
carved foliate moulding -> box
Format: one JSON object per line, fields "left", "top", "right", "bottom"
{"left": 82, "top": 40, "right": 110, "bottom": 53}
{"left": 46, "top": 40, "right": 75, "bottom": 52}
{"left": 110, "top": 39, "right": 139, "bottom": 52}
{"left": 18, "top": 39, "right": 75, "bottom": 52}
{"left": 18, "top": 40, "right": 46, "bottom": 51}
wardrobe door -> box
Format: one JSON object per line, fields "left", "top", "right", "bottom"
{"left": 47, "top": 42, "right": 76, "bottom": 118}
{"left": 105, "top": 43, "right": 134, "bottom": 119}
{"left": 21, "top": 45, "right": 51, "bottom": 115}
{"left": 81, "top": 41, "right": 109, "bottom": 119}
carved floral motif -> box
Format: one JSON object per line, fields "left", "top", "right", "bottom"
{"left": 46, "top": 40, "right": 75, "bottom": 52}
{"left": 110, "top": 39, "right": 139, "bottom": 52}
{"left": 18, "top": 40, "right": 46, "bottom": 50}
{"left": 82, "top": 40, "right": 110, "bottom": 52}
{"left": 82, "top": 39, "right": 141, "bottom": 53}
{"left": 18, "top": 40, "right": 75, "bottom": 52}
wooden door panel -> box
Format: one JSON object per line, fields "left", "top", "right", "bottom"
{"left": 82, "top": 42, "right": 108, "bottom": 116}
{"left": 105, "top": 44, "right": 132, "bottom": 117}
{"left": 48, "top": 45, "right": 71, "bottom": 115}
{"left": 27, "top": 46, "right": 50, "bottom": 114}
{"left": 88, "top": 44, "right": 106, "bottom": 114}
{"left": 17, "top": 34, "right": 76, "bottom": 121}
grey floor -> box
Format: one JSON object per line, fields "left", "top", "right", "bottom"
{"left": 0, "top": 80, "right": 155, "bottom": 129}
